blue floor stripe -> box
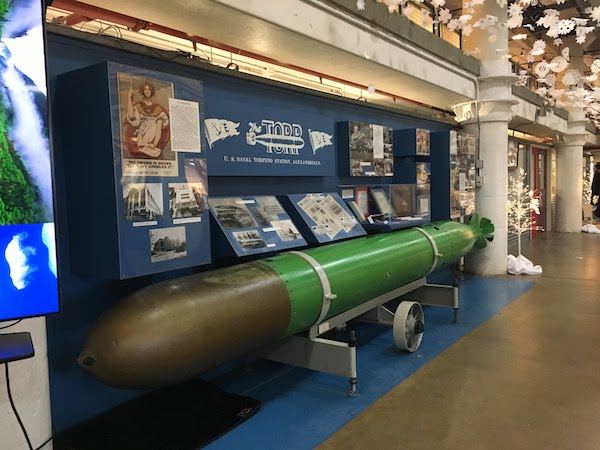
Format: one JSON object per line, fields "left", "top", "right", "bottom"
{"left": 204, "top": 276, "right": 534, "bottom": 449}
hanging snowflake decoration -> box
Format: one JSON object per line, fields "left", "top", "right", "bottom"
{"left": 402, "top": 3, "right": 417, "bottom": 18}
{"left": 553, "top": 38, "right": 563, "bottom": 46}
{"left": 561, "top": 47, "right": 570, "bottom": 62}
{"left": 576, "top": 26, "right": 595, "bottom": 44}
{"left": 507, "top": 3, "right": 523, "bottom": 29}
{"left": 438, "top": 8, "right": 452, "bottom": 24}
{"left": 562, "top": 69, "right": 581, "bottom": 86}
{"left": 356, "top": 0, "right": 366, "bottom": 10}
{"left": 431, "top": 0, "right": 445, "bottom": 7}
{"left": 515, "top": 69, "right": 529, "bottom": 87}
{"left": 591, "top": 59, "right": 600, "bottom": 74}
{"left": 474, "top": 14, "right": 498, "bottom": 31}
{"left": 421, "top": 9, "right": 433, "bottom": 28}
{"left": 536, "top": 9, "right": 560, "bottom": 29}
{"left": 530, "top": 39, "right": 546, "bottom": 56}
{"left": 591, "top": 6, "right": 600, "bottom": 23}
{"left": 547, "top": 19, "right": 576, "bottom": 38}
{"left": 545, "top": 73, "right": 557, "bottom": 86}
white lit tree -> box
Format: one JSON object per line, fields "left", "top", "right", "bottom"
{"left": 507, "top": 168, "right": 540, "bottom": 256}
{"left": 583, "top": 175, "right": 592, "bottom": 205}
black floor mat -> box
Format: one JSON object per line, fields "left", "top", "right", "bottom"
{"left": 54, "top": 380, "right": 261, "bottom": 450}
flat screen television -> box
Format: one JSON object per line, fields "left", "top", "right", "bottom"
{"left": 0, "top": 0, "right": 59, "bottom": 322}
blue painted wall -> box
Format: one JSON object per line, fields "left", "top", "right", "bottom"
{"left": 46, "top": 32, "right": 454, "bottom": 431}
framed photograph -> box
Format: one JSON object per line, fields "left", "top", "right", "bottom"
{"left": 355, "top": 186, "right": 370, "bottom": 218}
{"left": 370, "top": 188, "right": 395, "bottom": 216}
{"left": 416, "top": 129, "right": 430, "bottom": 156}
{"left": 348, "top": 201, "right": 366, "bottom": 221}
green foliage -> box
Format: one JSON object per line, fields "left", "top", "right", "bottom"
{"left": 0, "top": 0, "right": 9, "bottom": 35}
{"left": 0, "top": 105, "right": 46, "bottom": 225}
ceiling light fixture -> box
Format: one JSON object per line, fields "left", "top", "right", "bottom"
{"left": 512, "top": 33, "right": 528, "bottom": 40}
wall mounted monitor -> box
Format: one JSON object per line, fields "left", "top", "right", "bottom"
{"left": 0, "top": 0, "right": 59, "bottom": 321}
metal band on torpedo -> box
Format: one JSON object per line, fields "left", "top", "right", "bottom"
{"left": 288, "top": 251, "right": 337, "bottom": 326}
{"left": 414, "top": 228, "right": 443, "bottom": 275}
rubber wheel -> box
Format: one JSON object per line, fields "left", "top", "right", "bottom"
{"left": 393, "top": 301, "right": 424, "bottom": 352}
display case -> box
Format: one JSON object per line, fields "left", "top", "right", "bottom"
{"left": 337, "top": 121, "right": 394, "bottom": 177}
{"left": 430, "top": 130, "right": 476, "bottom": 221}
{"left": 340, "top": 184, "right": 429, "bottom": 231}
{"left": 209, "top": 196, "right": 306, "bottom": 256}
{"left": 285, "top": 193, "right": 366, "bottom": 243}
{"left": 57, "top": 62, "right": 211, "bottom": 279}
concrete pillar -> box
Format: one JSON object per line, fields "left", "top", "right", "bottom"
{"left": 555, "top": 109, "right": 587, "bottom": 232}
{"left": 455, "top": 0, "right": 516, "bottom": 275}
{"left": 0, "top": 318, "right": 53, "bottom": 450}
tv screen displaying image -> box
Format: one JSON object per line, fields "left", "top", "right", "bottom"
{"left": 0, "top": 0, "right": 59, "bottom": 322}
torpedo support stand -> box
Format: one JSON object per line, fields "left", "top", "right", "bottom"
{"left": 257, "top": 278, "right": 428, "bottom": 397}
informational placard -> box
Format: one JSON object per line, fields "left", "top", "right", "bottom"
{"left": 208, "top": 196, "right": 306, "bottom": 256}
{"left": 287, "top": 193, "right": 366, "bottom": 243}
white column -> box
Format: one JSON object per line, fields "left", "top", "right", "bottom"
{"left": 0, "top": 318, "right": 53, "bottom": 450}
{"left": 555, "top": 110, "right": 587, "bottom": 232}
{"left": 454, "top": 0, "right": 516, "bottom": 275}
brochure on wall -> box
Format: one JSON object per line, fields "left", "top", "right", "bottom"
{"left": 208, "top": 196, "right": 306, "bottom": 256}
{"left": 287, "top": 193, "right": 366, "bottom": 243}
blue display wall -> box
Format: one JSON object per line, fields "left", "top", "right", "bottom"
{"left": 46, "top": 31, "right": 455, "bottom": 431}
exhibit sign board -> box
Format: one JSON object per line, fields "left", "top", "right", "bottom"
{"left": 0, "top": 0, "right": 60, "bottom": 320}
{"left": 204, "top": 95, "right": 335, "bottom": 176}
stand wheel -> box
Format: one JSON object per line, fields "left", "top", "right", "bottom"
{"left": 393, "top": 301, "right": 424, "bottom": 352}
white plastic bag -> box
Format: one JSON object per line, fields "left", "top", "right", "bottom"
{"left": 507, "top": 254, "right": 543, "bottom": 275}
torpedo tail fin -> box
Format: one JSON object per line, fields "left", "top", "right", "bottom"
{"left": 469, "top": 214, "right": 495, "bottom": 249}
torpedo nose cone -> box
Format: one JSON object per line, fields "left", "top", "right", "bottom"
{"left": 78, "top": 354, "right": 96, "bottom": 368}
{"left": 78, "top": 262, "right": 292, "bottom": 389}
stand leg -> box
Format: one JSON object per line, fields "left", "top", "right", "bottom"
{"left": 347, "top": 330, "right": 358, "bottom": 397}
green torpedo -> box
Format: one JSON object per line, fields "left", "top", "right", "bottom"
{"left": 78, "top": 215, "right": 494, "bottom": 389}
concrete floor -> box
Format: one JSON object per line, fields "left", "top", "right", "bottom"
{"left": 319, "top": 231, "right": 600, "bottom": 450}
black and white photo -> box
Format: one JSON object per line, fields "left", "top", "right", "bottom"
{"left": 123, "top": 182, "right": 164, "bottom": 222}
{"left": 232, "top": 230, "right": 267, "bottom": 250}
{"left": 348, "top": 121, "right": 393, "bottom": 177}
{"left": 150, "top": 226, "right": 187, "bottom": 262}
{"left": 209, "top": 198, "right": 258, "bottom": 230}
{"left": 271, "top": 219, "right": 302, "bottom": 241}
{"left": 169, "top": 183, "right": 205, "bottom": 223}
